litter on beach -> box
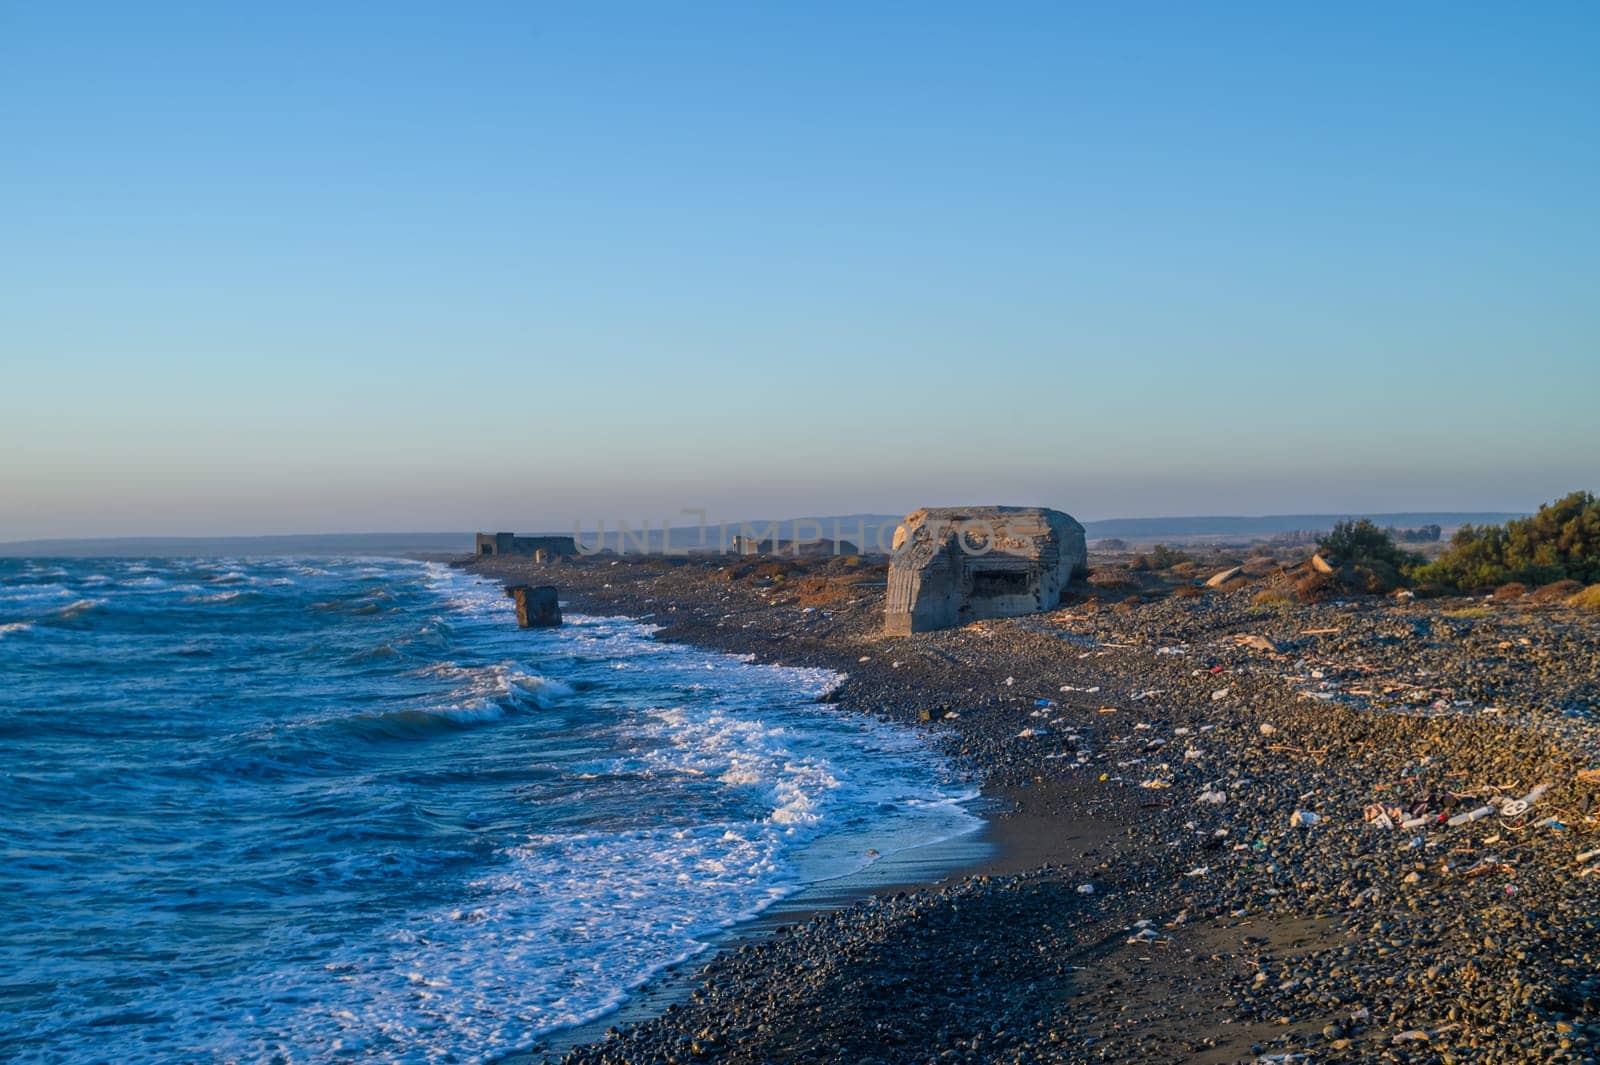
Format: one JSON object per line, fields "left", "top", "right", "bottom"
{"left": 1446, "top": 805, "right": 1495, "bottom": 827}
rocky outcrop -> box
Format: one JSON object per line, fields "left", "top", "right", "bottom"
{"left": 885, "top": 507, "right": 1087, "bottom": 634}
{"left": 506, "top": 585, "right": 562, "bottom": 628}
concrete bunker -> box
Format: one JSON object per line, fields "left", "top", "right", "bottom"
{"left": 885, "top": 506, "right": 1087, "bottom": 634}
{"left": 476, "top": 532, "right": 579, "bottom": 559}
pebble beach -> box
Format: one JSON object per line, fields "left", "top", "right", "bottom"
{"left": 470, "top": 549, "right": 1600, "bottom": 1065}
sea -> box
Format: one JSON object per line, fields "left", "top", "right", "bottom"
{"left": 0, "top": 557, "right": 980, "bottom": 1064}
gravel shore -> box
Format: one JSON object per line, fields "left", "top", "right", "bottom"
{"left": 468, "top": 552, "right": 1600, "bottom": 1064}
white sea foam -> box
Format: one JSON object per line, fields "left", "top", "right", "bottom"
{"left": 0, "top": 621, "right": 34, "bottom": 638}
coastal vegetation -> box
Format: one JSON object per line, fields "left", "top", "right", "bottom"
{"left": 1315, "top": 518, "right": 1421, "bottom": 595}
{"left": 1415, "top": 491, "right": 1600, "bottom": 592}
{"left": 1316, "top": 518, "right": 1422, "bottom": 571}
{"left": 1301, "top": 495, "right": 1600, "bottom": 602}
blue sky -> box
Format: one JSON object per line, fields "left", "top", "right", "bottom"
{"left": 2, "top": 3, "right": 1596, "bottom": 538}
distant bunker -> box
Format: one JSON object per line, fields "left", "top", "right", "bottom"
{"left": 886, "top": 507, "right": 1087, "bottom": 635}
{"left": 476, "top": 532, "right": 578, "bottom": 560}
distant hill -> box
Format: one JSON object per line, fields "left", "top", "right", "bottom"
{"left": 0, "top": 511, "right": 1528, "bottom": 558}
{"left": 1080, "top": 513, "right": 1524, "bottom": 542}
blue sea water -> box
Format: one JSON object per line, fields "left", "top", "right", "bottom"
{"left": 0, "top": 557, "right": 978, "bottom": 1064}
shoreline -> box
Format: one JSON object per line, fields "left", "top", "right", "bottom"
{"left": 506, "top": 816, "right": 998, "bottom": 1063}
{"left": 467, "top": 552, "right": 1600, "bottom": 1064}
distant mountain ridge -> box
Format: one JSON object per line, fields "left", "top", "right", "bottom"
{"left": 0, "top": 512, "right": 1528, "bottom": 557}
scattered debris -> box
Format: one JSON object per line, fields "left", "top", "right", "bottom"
{"left": 1446, "top": 805, "right": 1495, "bottom": 827}
{"left": 1205, "top": 566, "right": 1244, "bottom": 588}
{"left": 1232, "top": 634, "right": 1282, "bottom": 653}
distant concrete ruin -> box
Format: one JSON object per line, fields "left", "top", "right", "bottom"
{"left": 475, "top": 532, "right": 578, "bottom": 559}
{"left": 730, "top": 535, "right": 860, "bottom": 557}
{"left": 885, "top": 507, "right": 1087, "bottom": 634}
{"left": 506, "top": 584, "right": 562, "bottom": 628}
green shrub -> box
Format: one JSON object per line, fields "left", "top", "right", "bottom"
{"left": 1318, "top": 519, "right": 1420, "bottom": 572}
{"left": 1149, "top": 543, "right": 1190, "bottom": 568}
{"left": 1348, "top": 559, "right": 1405, "bottom": 595}
{"left": 1416, "top": 491, "right": 1600, "bottom": 592}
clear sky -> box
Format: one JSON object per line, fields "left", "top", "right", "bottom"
{"left": 2, "top": 3, "right": 1596, "bottom": 539}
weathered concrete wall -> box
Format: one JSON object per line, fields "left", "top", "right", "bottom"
{"left": 730, "top": 536, "right": 860, "bottom": 557}
{"left": 885, "top": 507, "right": 1087, "bottom": 634}
{"left": 506, "top": 584, "right": 562, "bottom": 627}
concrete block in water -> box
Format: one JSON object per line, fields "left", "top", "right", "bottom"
{"left": 506, "top": 585, "right": 562, "bottom": 628}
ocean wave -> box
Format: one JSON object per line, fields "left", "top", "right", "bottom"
{"left": 48, "top": 598, "right": 105, "bottom": 622}
{"left": 0, "top": 583, "right": 73, "bottom": 602}
{"left": 336, "top": 704, "right": 513, "bottom": 740}
{"left": 333, "top": 666, "right": 573, "bottom": 741}
{"left": 0, "top": 620, "right": 34, "bottom": 638}
{"left": 185, "top": 590, "right": 266, "bottom": 605}
{"left": 343, "top": 644, "right": 403, "bottom": 664}
{"left": 313, "top": 589, "right": 395, "bottom": 615}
